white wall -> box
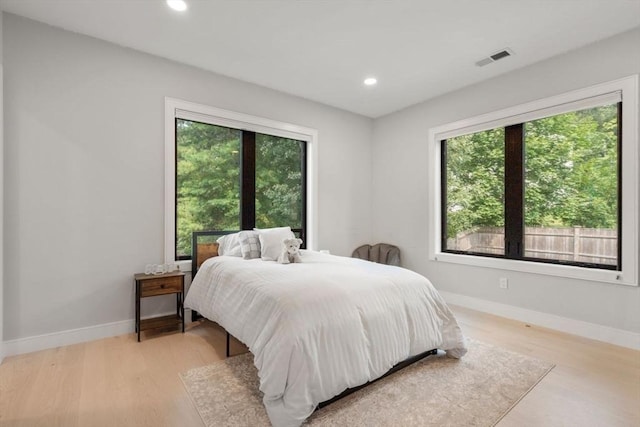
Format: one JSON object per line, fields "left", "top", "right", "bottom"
{"left": 3, "top": 14, "right": 372, "bottom": 341}
{"left": 4, "top": 11, "right": 637, "bottom": 351}
{"left": 372, "top": 28, "right": 640, "bottom": 334}
{"left": 0, "top": 12, "right": 5, "bottom": 361}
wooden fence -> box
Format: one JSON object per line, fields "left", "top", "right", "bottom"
{"left": 447, "top": 226, "right": 617, "bottom": 266}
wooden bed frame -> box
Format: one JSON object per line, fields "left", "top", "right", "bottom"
{"left": 189, "top": 230, "right": 438, "bottom": 409}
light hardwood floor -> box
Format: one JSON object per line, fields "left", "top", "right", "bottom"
{"left": 0, "top": 306, "right": 638, "bottom": 427}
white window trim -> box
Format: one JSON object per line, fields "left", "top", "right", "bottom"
{"left": 427, "top": 75, "right": 639, "bottom": 286}
{"left": 164, "top": 97, "right": 319, "bottom": 269}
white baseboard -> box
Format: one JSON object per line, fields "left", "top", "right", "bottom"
{"left": 4, "top": 295, "right": 637, "bottom": 360}
{"left": 1, "top": 310, "right": 194, "bottom": 359}
{"left": 2, "top": 320, "right": 134, "bottom": 358}
{"left": 439, "top": 290, "right": 640, "bottom": 351}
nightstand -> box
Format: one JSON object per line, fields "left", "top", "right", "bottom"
{"left": 134, "top": 271, "right": 185, "bottom": 342}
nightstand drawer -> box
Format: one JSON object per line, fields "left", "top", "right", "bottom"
{"left": 140, "top": 276, "right": 183, "bottom": 297}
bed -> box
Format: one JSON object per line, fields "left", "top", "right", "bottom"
{"left": 184, "top": 233, "right": 467, "bottom": 427}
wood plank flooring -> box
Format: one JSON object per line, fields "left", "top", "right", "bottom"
{"left": 453, "top": 306, "right": 640, "bottom": 427}
{"left": 0, "top": 306, "right": 638, "bottom": 427}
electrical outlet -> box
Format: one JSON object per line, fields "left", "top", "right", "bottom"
{"left": 499, "top": 277, "right": 509, "bottom": 289}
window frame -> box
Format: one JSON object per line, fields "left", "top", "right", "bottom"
{"left": 428, "top": 76, "right": 639, "bottom": 286}
{"left": 165, "top": 98, "right": 318, "bottom": 269}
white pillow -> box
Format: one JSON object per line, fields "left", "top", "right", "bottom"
{"left": 216, "top": 232, "right": 242, "bottom": 257}
{"left": 254, "top": 226, "right": 295, "bottom": 261}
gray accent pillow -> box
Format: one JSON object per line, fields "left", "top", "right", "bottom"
{"left": 239, "top": 230, "right": 261, "bottom": 260}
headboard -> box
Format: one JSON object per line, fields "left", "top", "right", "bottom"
{"left": 190, "top": 228, "right": 305, "bottom": 277}
{"left": 191, "top": 230, "right": 237, "bottom": 277}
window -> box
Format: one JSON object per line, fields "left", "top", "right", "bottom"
{"left": 429, "top": 76, "right": 638, "bottom": 285}
{"left": 174, "top": 124, "right": 307, "bottom": 260}
{"left": 442, "top": 128, "right": 505, "bottom": 257}
{"left": 442, "top": 103, "right": 620, "bottom": 269}
{"left": 176, "top": 120, "right": 241, "bottom": 258}
{"left": 165, "top": 99, "right": 318, "bottom": 265}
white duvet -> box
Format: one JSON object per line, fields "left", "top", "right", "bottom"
{"left": 184, "top": 251, "right": 467, "bottom": 427}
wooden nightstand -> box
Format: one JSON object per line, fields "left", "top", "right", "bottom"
{"left": 134, "top": 271, "right": 185, "bottom": 342}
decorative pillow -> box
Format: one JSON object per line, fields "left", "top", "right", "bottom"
{"left": 238, "top": 230, "right": 261, "bottom": 260}
{"left": 254, "top": 226, "right": 295, "bottom": 261}
{"left": 216, "top": 232, "right": 242, "bottom": 257}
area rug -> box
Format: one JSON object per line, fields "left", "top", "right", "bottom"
{"left": 180, "top": 339, "right": 554, "bottom": 426}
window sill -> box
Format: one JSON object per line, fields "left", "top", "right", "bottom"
{"left": 176, "top": 260, "right": 193, "bottom": 275}
{"left": 432, "top": 252, "right": 636, "bottom": 286}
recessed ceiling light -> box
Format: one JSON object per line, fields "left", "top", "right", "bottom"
{"left": 167, "top": 0, "right": 188, "bottom": 12}
{"left": 364, "top": 77, "right": 378, "bottom": 86}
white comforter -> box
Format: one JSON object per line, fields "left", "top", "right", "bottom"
{"left": 184, "top": 251, "right": 467, "bottom": 427}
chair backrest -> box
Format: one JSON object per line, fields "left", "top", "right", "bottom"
{"left": 352, "top": 244, "right": 371, "bottom": 261}
{"left": 352, "top": 243, "right": 401, "bottom": 266}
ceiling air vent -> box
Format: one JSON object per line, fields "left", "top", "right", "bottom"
{"left": 476, "top": 48, "right": 514, "bottom": 67}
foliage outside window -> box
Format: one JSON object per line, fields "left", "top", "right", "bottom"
{"left": 176, "top": 120, "right": 241, "bottom": 257}
{"left": 255, "top": 134, "right": 305, "bottom": 230}
{"left": 442, "top": 103, "right": 620, "bottom": 269}
{"left": 176, "top": 119, "right": 306, "bottom": 259}
{"left": 443, "top": 128, "right": 505, "bottom": 256}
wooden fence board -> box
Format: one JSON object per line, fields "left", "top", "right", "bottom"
{"left": 447, "top": 226, "right": 616, "bottom": 266}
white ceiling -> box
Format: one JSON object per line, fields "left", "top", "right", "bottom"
{"left": 1, "top": 0, "right": 639, "bottom": 118}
